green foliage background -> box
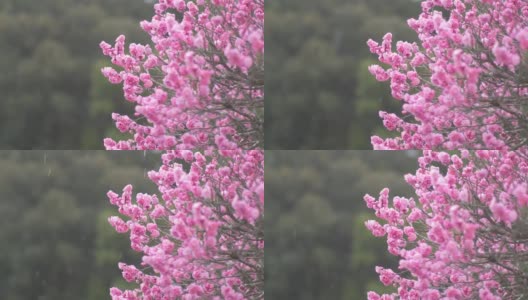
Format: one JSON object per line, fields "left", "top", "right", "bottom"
{"left": 266, "top": 151, "right": 418, "bottom": 299}
{"left": 0, "top": 0, "right": 152, "bottom": 149}
{"left": 1, "top": 0, "right": 422, "bottom": 149}
{"left": 265, "top": 0, "right": 420, "bottom": 149}
{"left": 0, "top": 151, "right": 160, "bottom": 299}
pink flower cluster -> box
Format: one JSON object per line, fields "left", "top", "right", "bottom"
{"left": 368, "top": 0, "right": 528, "bottom": 150}
{"left": 100, "top": 0, "right": 264, "bottom": 150}
{"left": 107, "top": 149, "right": 264, "bottom": 300}
{"left": 100, "top": 1, "right": 264, "bottom": 298}
{"left": 365, "top": 150, "right": 528, "bottom": 299}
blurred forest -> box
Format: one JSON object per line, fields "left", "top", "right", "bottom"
{"left": 1, "top": 0, "right": 423, "bottom": 149}
{"left": 0, "top": 0, "right": 152, "bottom": 149}
{"left": 0, "top": 151, "right": 160, "bottom": 299}
{"left": 265, "top": 0, "right": 421, "bottom": 149}
{"left": 266, "top": 151, "right": 418, "bottom": 299}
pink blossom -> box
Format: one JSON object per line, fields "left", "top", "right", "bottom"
{"left": 516, "top": 28, "right": 528, "bottom": 49}
{"left": 368, "top": 0, "right": 528, "bottom": 150}
{"left": 107, "top": 150, "right": 263, "bottom": 299}
{"left": 368, "top": 65, "right": 390, "bottom": 81}
{"left": 492, "top": 45, "right": 520, "bottom": 67}
{"left": 100, "top": 0, "right": 264, "bottom": 151}
{"left": 365, "top": 220, "right": 386, "bottom": 237}
{"left": 489, "top": 200, "right": 517, "bottom": 224}
{"left": 376, "top": 267, "right": 399, "bottom": 286}
{"left": 365, "top": 150, "right": 528, "bottom": 298}
{"left": 101, "top": 67, "right": 122, "bottom": 84}
{"left": 512, "top": 183, "right": 528, "bottom": 206}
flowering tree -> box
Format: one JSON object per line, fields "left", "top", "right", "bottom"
{"left": 107, "top": 149, "right": 264, "bottom": 299}
{"left": 100, "top": 0, "right": 264, "bottom": 150}
{"left": 364, "top": 1, "right": 528, "bottom": 297}
{"left": 99, "top": 0, "right": 264, "bottom": 298}
{"left": 365, "top": 150, "right": 528, "bottom": 300}
{"left": 367, "top": 0, "right": 528, "bottom": 150}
